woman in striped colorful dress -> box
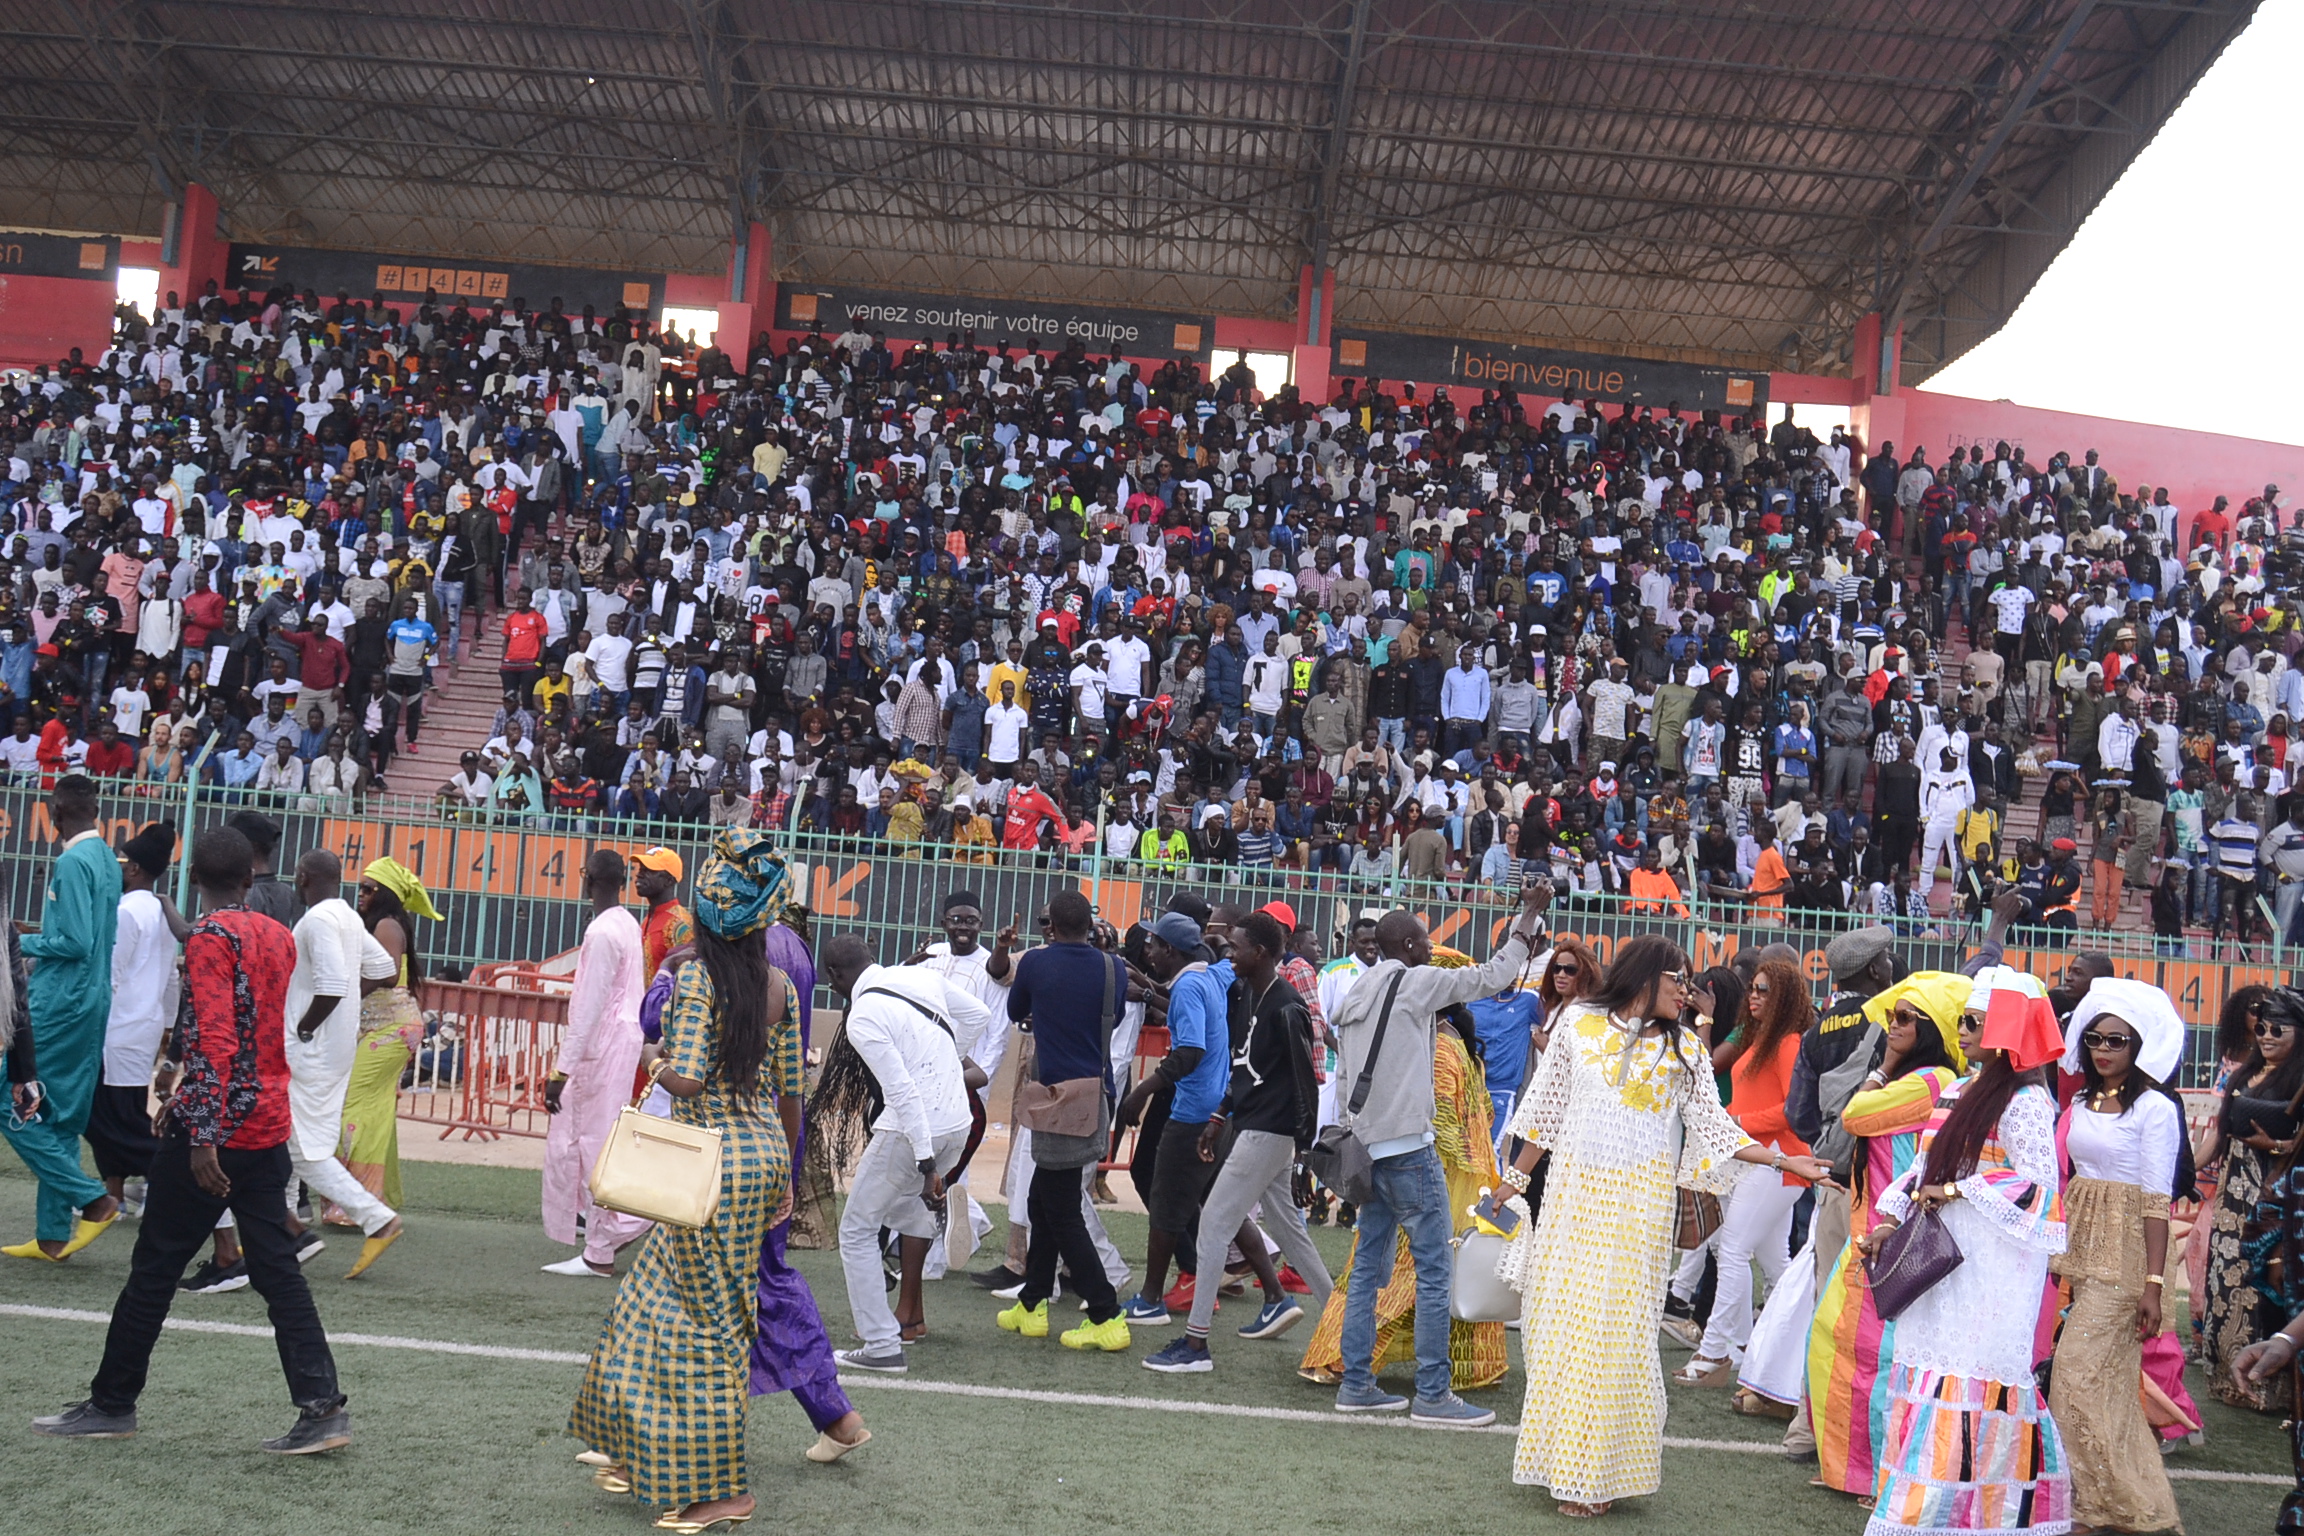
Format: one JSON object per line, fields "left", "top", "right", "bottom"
{"left": 1803, "top": 974, "right": 1971, "bottom": 1497}
{"left": 571, "top": 831, "right": 804, "bottom": 1532}
{"left": 1857, "top": 970, "right": 2070, "bottom": 1536}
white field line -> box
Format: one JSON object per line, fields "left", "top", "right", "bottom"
{"left": 0, "top": 1304, "right": 2281, "bottom": 1486}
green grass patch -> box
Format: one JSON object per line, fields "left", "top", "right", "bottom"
{"left": 0, "top": 1157, "right": 2284, "bottom": 1534}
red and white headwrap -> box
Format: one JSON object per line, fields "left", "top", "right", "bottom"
{"left": 1966, "top": 965, "right": 2063, "bottom": 1072}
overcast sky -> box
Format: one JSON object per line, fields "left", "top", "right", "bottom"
{"left": 1925, "top": 0, "right": 2303, "bottom": 444}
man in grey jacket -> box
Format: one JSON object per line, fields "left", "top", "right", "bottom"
{"left": 1818, "top": 674, "right": 1875, "bottom": 805}
{"left": 1326, "top": 878, "right": 1550, "bottom": 1424}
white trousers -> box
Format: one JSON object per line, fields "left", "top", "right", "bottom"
{"left": 841, "top": 1128, "right": 970, "bottom": 1352}
{"left": 290, "top": 1153, "right": 396, "bottom": 1237}
{"left": 1918, "top": 810, "right": 1962, "bottom": 895}
{"left": 1695, "top": 1169, "right": 1802, "bottom": 1362}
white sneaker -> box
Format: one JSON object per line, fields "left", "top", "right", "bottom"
{"left": 541, "top": 1255, "right": 613, "bottom": 1277}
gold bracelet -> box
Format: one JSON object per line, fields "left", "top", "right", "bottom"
{"left": 1500, "top": 1164, "right": 1531, "bottom": 1192}
{"left": 2143, "top": 1273, "right": 2165, "bottom": 1287}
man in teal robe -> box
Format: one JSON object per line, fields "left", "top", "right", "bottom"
{"left": 4, "top": 775, "right": 124, "bottom": 1256}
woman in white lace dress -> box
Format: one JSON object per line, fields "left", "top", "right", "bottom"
{"left": 1490, "top": 936, "right": 1831, "bottom": 1518}
{"left": 1856, "top": 975, "right": 2072, "bottom": 1536}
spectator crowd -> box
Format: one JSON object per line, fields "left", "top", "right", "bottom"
{"left": 6, "top": 281, "right": 2304, "bottom": 948}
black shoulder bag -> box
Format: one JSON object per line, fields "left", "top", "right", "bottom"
{"left": 1303, "top": 970, "right": 1407, "bottom": 1207}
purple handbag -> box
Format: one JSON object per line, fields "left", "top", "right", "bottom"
{"left": 1865, "top": 1205, "right": 1963, "bottom": 1320}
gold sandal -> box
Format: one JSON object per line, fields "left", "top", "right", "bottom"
{"left": 652, "top": 1510, "right": 751, "bottom": 1533}
{"left": 591, "top": 1467, "right": 632, "bottom": 1494}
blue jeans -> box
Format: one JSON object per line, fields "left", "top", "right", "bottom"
{"left": 435, "top": 579, "right": 465, "bottom": 661}
{"left": 1338, "top": 1142, "right": 1454, "bottom": 1402}
{"left": 1376, "top": 717, "right": 1406, "bottom": 750}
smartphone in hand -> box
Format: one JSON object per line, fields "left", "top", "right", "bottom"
{"left": 1475, "top": 1189, "right": 1522, "bottom": 1236}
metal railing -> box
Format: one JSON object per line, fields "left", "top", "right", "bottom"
{"left": 0, "top": 776, "right": 2285, "bottom": 1092}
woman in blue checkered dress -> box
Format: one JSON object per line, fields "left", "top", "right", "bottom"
{"left": 571, "top": 832, "right": 804, "bottom": 1532}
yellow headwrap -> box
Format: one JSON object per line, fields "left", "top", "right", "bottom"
{"left": 1860, "top": 970, "right": 1971, "bottom": 1075}
{"left": 362, "top": 857, "right": 442, "bottom": 921}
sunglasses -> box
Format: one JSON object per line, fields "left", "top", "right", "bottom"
{"left": 2080, "top": 1031, "right": 2136, "bottom": 1052}
{"left": 1660, "top": 970, "right": 1689, "bottom": 986}
{"left": 2258, "top": 1021, "right": 2295, "bottom": 1039}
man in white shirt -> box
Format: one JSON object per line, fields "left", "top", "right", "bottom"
{"left": 0, "top": 714, "right": 40, "bottom": 778}
{"left": 541, "top": 851, "right": 649, "bottom": 1278}
{"left": 1071, "top": 642, "right": 1112, "bottom": 739}
{"left": 1103, "top": 619, "right": 1153, "bottom": 716}
{"left": 84, "top": 825, "right": 180, "bottom": 1205}
{"left": 284, "top": 850, "right": 406, "bottom": 1274}
{"left": 816, "top": 934, "right": 991, "bottom": 1374}
{"left": 585, "top": 612, "right": 636, "bottom": 713}
{"left": 983, "top": 679, "right": 1030, "bottom": 772}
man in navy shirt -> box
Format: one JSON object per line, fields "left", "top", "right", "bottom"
{"left": 998, "top": 890, "right": 1132, "bottom": 1351}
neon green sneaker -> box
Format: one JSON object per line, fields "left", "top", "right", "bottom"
{"left": 1060, "top": 1315, "right": 1133, "bottom": 1352}
{"left": 996, "top": 1299, "right": 1049, "bottom": 1338}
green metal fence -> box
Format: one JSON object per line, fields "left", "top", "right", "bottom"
{"left": 0, "top": 777, "right": 2284, "bottom": 1088}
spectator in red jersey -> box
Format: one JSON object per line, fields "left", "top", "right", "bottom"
{"left": 1001, "top": 760, "right": 1063, "bottom": 851}
{"left": 500, "top": 586, "right": 549, "bottom": 704}
{"left": 81, "top": 720, "right": 134, "bottom": 777}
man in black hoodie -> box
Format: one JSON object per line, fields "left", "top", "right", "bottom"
{"left": 1141, "top": 909, "right": 1331, "bottom": 1375}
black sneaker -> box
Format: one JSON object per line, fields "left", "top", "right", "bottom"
{"left": 31, "top": 1401, "right": 136, "bottom": 1439}
{"left": 969, "top": 1264, "right": 1026, "bottom": 1290}
{"left": 262, "top": 1405, "right": 351, "bottom": 1455}
{"left": 182, "top": 1259, "right": 250, "bottom": 1294}
{"left": 293, "top": 1230, "right": 328, "bottom": 1264}
{"left": 1336, "top": 1203, "right": 1357, "bottom": 1229}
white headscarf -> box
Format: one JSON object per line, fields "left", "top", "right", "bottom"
{"left": 2064, "top": 977, "right": 2188, "bottom": 1084}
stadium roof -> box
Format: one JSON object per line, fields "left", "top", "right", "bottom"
{"left": 0, "top": 0, "right": 2259, "bottom": 384}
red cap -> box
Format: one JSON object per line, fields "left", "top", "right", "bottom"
{"left": 35, "top": 644, "right": 58, "bottom": 657}
{"left": 1257, "top": 900, "right": 1299, "bottom": 929}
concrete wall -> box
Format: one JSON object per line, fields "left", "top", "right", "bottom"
{"left": 1859, "top": 388, "right": 2304, "bottom": 531}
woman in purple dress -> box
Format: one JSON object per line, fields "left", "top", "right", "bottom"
{"left": 752, "top": 912, "right": 871, "bottom": 1462}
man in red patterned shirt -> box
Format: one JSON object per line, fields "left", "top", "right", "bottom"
{"left": 34, "top": 826, "right": 350, "bottom": 1455}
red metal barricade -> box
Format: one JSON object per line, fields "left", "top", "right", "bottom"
{"left": 403, "top": 979, "right": 569, "bottom": 1140}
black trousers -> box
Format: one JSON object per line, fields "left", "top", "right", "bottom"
{"left": 90, "top": 1135, "right": 341, "bottom": 1417}
{"left": 1020, "top": 1163, "right": 1120, "bottom": 1324}
{"left": 84, "top": 1084, "right": 159, "bottom": 1180}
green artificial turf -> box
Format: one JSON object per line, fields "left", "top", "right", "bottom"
{"left": 0, "top": 1157, "right": 2284, "bottom": 1535}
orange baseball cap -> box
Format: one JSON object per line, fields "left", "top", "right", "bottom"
{"left": 1257, "top": 900, "right": 1298, "bottom": 929}
{"left": 632, "top": 846, "right": 684, "bottom": 880}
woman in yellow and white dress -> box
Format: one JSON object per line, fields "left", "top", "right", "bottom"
{"left": 1492, "top": 935, "right": 1832, "bottom": 1518}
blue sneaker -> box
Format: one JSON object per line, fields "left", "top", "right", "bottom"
{"left": 1119, "top": 1293, "right": 1172, "bottom": 1325}
{"left": 1237, "top": 1299, "right": 1304, "bottom": 1339}
{"left": 1409, "top": 1392, "right": 1497, "bottom": 1428}
{"left": 1141, "top": 1336, "right": 1214, "bottom": 1374}
{"left": 1334, "top": 1382, "right": 1409, "bottom": 1413}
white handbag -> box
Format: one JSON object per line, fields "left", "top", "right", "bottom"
{"left": 1450, "top": 1201, "right": 1523, "bottom": 1323}
{"left": 589, "top": 1106, "right": 725, "bottom": 1229}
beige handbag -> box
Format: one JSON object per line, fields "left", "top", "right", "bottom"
{"left": 589, "top": 1106, "right": 725, "bottom": 1229}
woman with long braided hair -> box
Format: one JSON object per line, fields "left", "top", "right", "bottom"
{"left": 570, "top": 831, "right": 806, "bottom": 1530}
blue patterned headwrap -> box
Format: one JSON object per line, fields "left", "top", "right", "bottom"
{"left": 692, "top": 830, "right": 790, "bottom": 939}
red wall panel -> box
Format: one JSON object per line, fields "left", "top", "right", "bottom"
{"left": 0, "top": 272, "right": 117, "bottom": 369}
{"left": 1859, "top": 390, "right": 2304, "bottom": 536}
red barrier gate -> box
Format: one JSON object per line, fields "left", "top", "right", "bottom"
{"left": 403, "top": 978, "right": 569, "bottom": 1140}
